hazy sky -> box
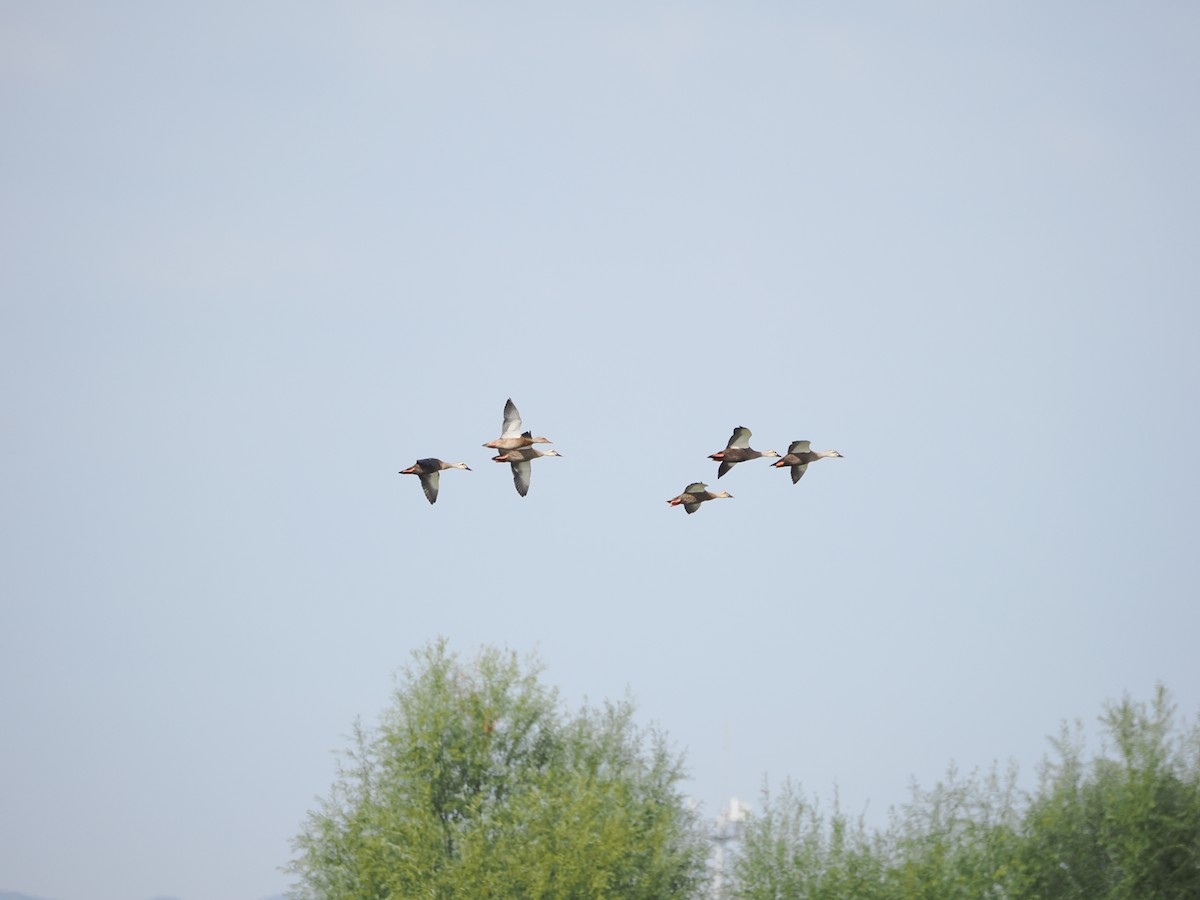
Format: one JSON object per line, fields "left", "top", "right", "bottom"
{"left": 3, "top": 4, "right": 1199, "bottom": 900}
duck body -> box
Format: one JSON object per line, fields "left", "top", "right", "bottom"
{"left": 707, "top": 426, "right": 780, "bottom": 478}
{"left": 667, "top": 482, "right": 733, "bottom": 514}
{"left": 399, "top": 458, "right": 471, "bottom": 504}
{"left": 483, "top": 398, "right": 552, "bottom": 450}
{"left": 772, "top": 441, "right": 843, "bottom": 484}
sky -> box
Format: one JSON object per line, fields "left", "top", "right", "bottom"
{"left": 2, "top": 3, "right": 1199, "bottom": 899}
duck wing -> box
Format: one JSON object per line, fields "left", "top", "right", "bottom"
{"left": 727, "top": 426, "right": 752, "bottom": 449}
{"left": 791, "top": 463, "right": 808, "bottom": 485}
{"left": 419, "top": 470, "right": 440, "bottom": 504}
{"left": 684, "top": 501, "right": 702, "bottom": 514}
{"left": 501, "top": 398, "right": 523, "bottom": 438}
{"left": 717, "top": 460, "right": 734, "bottom": 479}
{"left": 787, "top": 440, "right": 811, "bottom": 455}
{"left": 510, "top": 459, "right": 532, "bottom": 497}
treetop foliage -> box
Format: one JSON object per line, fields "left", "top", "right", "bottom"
{"left": 288, "top": 638, "right": 709, "bottom": 899}
{"left": 732, "top": 684, "right": 1200, "bottom": 900}
{"left": 289, "top": 648, "right": 1198, "bottom": 900}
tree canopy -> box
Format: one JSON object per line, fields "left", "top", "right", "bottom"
{"left": 288, "top": 639, "right": 709, "bottom": 899}
{"left": 289, "top": 649, "right": 1199, "bottom": 900}
{"left": 731, "top": 684, "right": 1200, "bottom": 900}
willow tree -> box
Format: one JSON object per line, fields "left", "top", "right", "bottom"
{"left": 731, "top": 685, "right": 1200, "bottom": 900}
{"left": 1014, "top": 685, "right": 1200, "bottom": 900}
{"left": 288, "top": 639, "right": 709, "bottom": 899}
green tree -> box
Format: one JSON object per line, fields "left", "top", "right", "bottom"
{"left": 730, "top": 779, "right": 886, "bottom": 900}
{"left": 1013, "top": 684, "right": 1200, "bottom": 900}
{"left": 731, "top": 767, "right": 1020, "bottom": 900}
{"left": 288, "top": 639, "right": 709, "bottom": 899}
{"left": 881, "top": 763, "right": 1021, "bottom": 900}
{"left": 730, "top": 685, "right": 1200, "bottom": 900}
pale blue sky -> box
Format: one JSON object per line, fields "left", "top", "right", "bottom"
{"left": 3, "top": 4, "right": 1199, "bottom": 900}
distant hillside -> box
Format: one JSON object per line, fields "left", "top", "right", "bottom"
{"left": 1, "top": 891, "right": 56, "bottom": 900}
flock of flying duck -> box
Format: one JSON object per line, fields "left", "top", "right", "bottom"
{"left": 399, "top": 399, "right": 843, "bottom": 511}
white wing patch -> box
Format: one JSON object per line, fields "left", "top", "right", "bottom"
{"left": 501, "top": 398, "right": 523, "bottom": 438}
{"left": 419, "top": 471, "right": 440, "bottom": 504}
{"left": 511, "top": 459, "right": 532, "bottom": 497}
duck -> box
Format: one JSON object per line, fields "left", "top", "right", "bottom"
{"left": 707, "top": 426, "right": 780, "bottom": 478}
{"left": 483, "top": 398, "right": 553, "bottom": 451}
{"left": 398, "top": 458, "right": 471, "bottom": 504}
{"left": 667, "top": 482, "right": 733, "bottom": 514}
{"left": 772, "top": 441, "right": 844, "bottom": 484}
{"left": 491, "top": 447, "right": 563, "bottom": 497}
